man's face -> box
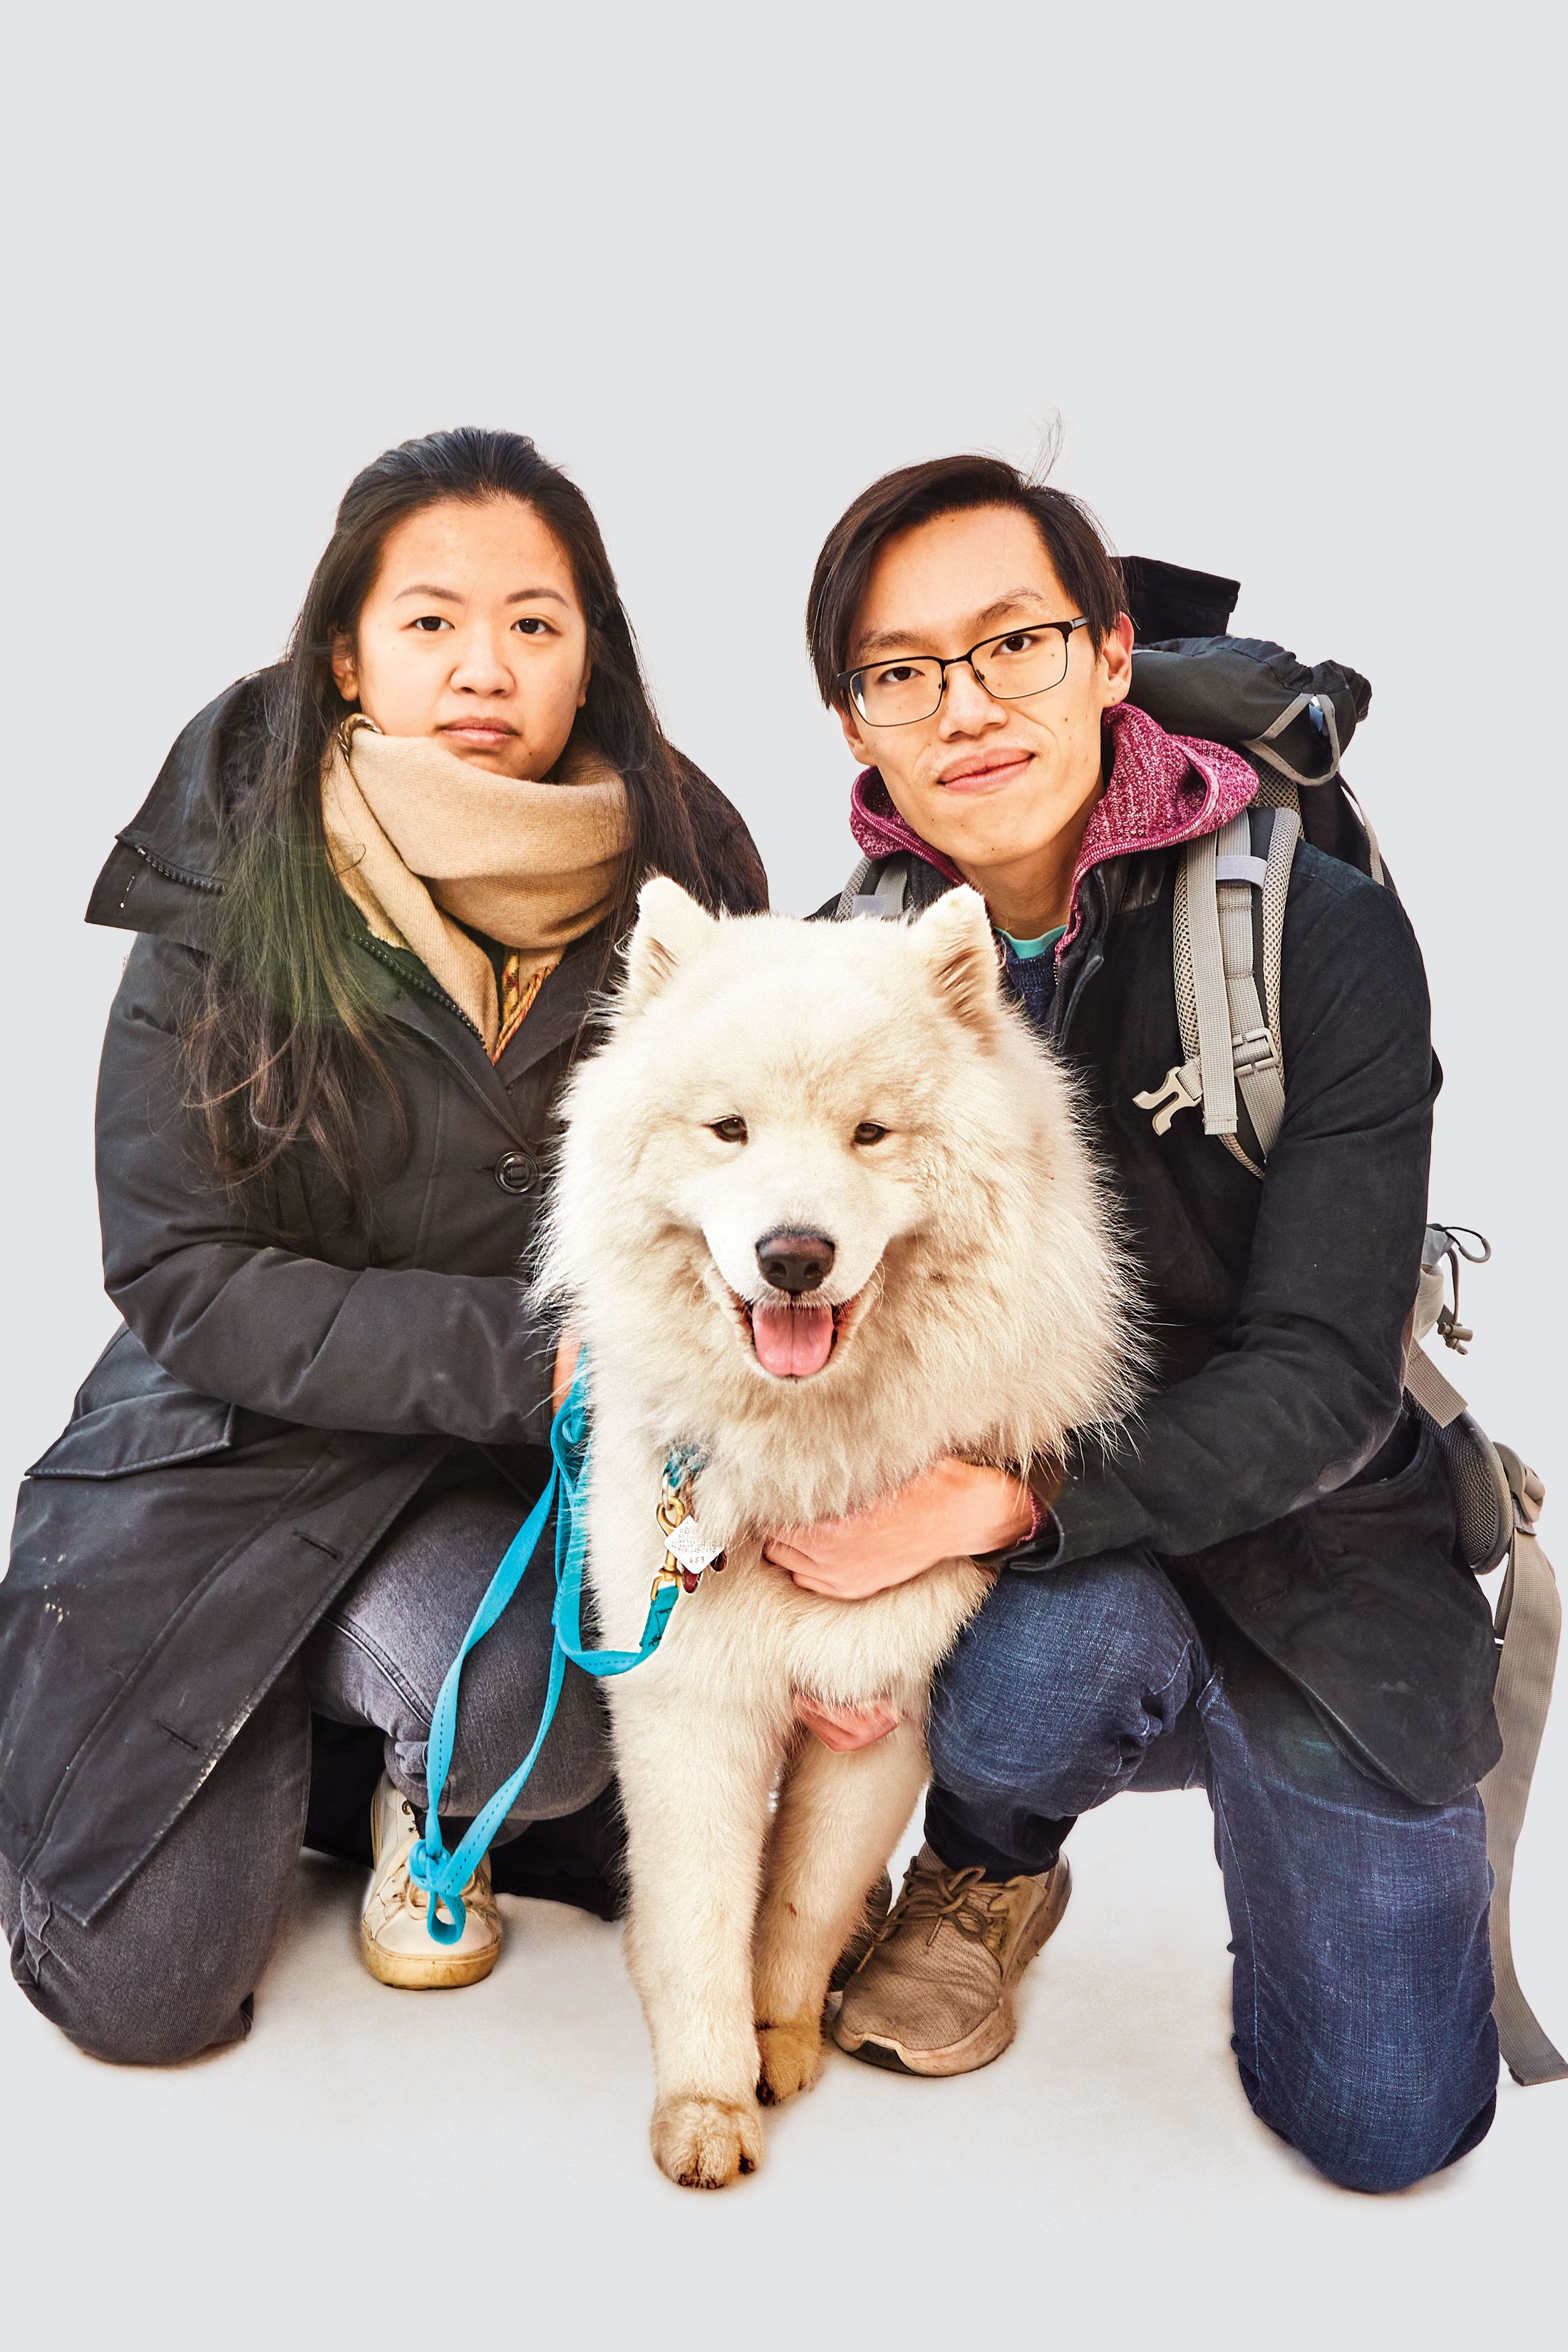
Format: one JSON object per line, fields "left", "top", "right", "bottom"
{"left": 836, "top": 505, "right": 1133, "bottom": 876}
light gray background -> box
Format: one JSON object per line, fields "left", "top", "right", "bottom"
{"left": 3, "top": 5, "right": 1563, "bottom": 2344}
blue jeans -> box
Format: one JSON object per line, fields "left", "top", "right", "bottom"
{"left": 924, "top": 1547, "right": 1498, "bottom": 2193}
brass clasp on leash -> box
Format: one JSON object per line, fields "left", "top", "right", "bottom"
{"left": 653, "top": 1490, "right": 695, "bottom": 1595}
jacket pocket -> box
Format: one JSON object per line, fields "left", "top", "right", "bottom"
{"left": 26, "top": 1392, "right": 237, "bottom": 1480}
{"left": 1307, "top": 1412, "right": 1458, "bottom": 1567}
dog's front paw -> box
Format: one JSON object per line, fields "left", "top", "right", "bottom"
{"left": 651, "top": 2095, "right": 763, "bottom": 2189}
{"left": 756, "top": 2012, "right": 824, "bottom": 2105}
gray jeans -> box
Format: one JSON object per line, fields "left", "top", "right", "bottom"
{"left": 1, "top": 1459, "right": 611, "bottom": 2065}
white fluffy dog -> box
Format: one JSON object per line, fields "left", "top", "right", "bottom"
{"left": 540, "top": 877, "right": 1135, "bottom": 2189}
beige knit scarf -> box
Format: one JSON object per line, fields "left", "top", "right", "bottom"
{"left": 321, "top": 717, "right": 630, "bottom": 1053}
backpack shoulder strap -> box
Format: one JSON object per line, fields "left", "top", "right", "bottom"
{"left": 833, "top": 852, "right": 911, "bottom": 923}
{"left": 1145, "top": 770, "right": 1564, "bottom": 2080}
{"left": 1398, "top": 1246, "right": 1564, "bottom": 2083}
{"left": 1481, "top": 1448, "right": 1567, "bottom": 2084}
{"left": 1135, "top": 803, "right": 1300, "bottom": 1175}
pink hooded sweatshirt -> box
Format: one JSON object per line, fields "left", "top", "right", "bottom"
{"left": 847, "top": 702, "right": 1258, "bottom": 950}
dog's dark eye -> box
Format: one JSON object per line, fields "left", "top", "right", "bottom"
{"left": 853, "top": 1122, "right": 888, "bottom": 1146}
{"left": 709, "top": 1116, "right": 748, "bottom": 1145}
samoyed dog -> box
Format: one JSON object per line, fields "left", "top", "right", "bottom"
{"left": 540, "top": 877, "right": 1134, "bottom": 2189}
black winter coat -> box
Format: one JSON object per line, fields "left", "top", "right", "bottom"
{"left": 0, "top": 679, "right": 765, "bottom": 1924}
{"left": 887, "top": 833, "right": 1500, "bottom": 1807}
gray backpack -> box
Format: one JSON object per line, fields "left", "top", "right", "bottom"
{"left": 837, "top": 654, "right": 1563, "bottom": 2087}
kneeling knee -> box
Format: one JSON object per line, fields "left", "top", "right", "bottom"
{"left": 21, "top": 1971, "right": 252, "bottom": 2068}
{"left": 86, "top": 2014, "right": 250, "bottom": 2068}
{"left": 1248, "top": 2073, "right": 1496, "bottom": 2194}
{"left": 1299, "top": 2118, "right": 1486, "bottom": 2196}
{"left": 500, "top": 1745, "right": 614, "bottom": 1829}
{"left": 437, "top": 1659, "right": 610, "bottom": 1827}
{"left": 926, "top": 1694, "right": 1071, "bottom": 1810}
{"left": 927, "top": 1563, "right": 1194, "bottom": 1810}
{"left": 927, "top": 1660, "right": 1164, "bottom": 1814}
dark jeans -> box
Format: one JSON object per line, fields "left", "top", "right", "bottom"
{"left": 925, "top": 1547, "right": 1499, "bottom": 2194}
{"left": 1, "top": 1460, "right": 610, "bottom": 2065}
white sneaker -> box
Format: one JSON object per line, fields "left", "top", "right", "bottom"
{"left": 361, "top": 1774, "right": 502, "bottom": 1990}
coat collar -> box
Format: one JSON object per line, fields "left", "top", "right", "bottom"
{"left": 848, "top": 702, "right": 1258, "bottom": 946}
{"left": 356, "top": 922, "right": 604, "bottom": 1135}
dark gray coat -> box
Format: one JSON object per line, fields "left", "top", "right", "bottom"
{"left": 0, "top": 679, "right": 765, "bottom": 1924}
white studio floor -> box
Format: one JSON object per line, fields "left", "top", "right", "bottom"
{"left": 4, "top": 1735, "right": 1565, "bottom": 2352}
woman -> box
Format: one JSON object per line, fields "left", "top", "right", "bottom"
{"left": 0, "top": 428, "right": 766, "bottom": 2060}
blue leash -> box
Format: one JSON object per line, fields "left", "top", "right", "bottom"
{"left": 408, "top": 1358, "right": 682, "bottom": 1945}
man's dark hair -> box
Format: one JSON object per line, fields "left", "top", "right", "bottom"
{"left": 805, "top": 453, "right": 1126, "bottom": 707}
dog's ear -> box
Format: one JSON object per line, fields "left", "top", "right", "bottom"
{"left": 622, "top": 877, "right": 721, "bottom": 1010}
{"left": 912, "top": 885, "right": 1004, "bottom": 1039}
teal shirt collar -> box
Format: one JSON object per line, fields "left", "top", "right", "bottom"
{"left": 998, "top": 922, "right": 1066, "bottom": 963}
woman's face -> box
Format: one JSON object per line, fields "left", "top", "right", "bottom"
{"left": 332, "top": 496, "right": 592, "bottom": 778}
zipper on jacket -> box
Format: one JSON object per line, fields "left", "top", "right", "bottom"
{"left": 127, "top": 834, "right": 488, "bottom": 1053}
{"left": 126, "top": 839, "right": 224, "bottom": 894}
{"left": 1053, "top": 870, "right": 1113, "bottom": 1046}
{"left": 127, "top": 838, "right": 484, "bottom": 1046}
{"left": 356, "top": 933, "right": 485, "bottom": 1045}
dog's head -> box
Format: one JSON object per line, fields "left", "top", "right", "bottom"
{"left": 545, "top": 877, "right": 1130, "bottom": 1460}
{"left": 597, "top": 877, "right": 1014, "bottom": 1383}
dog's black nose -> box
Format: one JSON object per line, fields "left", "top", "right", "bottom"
{"left": 756, "top": 1232, "right": 836, "bottom": 1295}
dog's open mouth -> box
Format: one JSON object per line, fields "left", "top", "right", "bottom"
{"left": 744, "top": 1296, "right": 855, "bottom": 1380}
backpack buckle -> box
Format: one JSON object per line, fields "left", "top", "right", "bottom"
{"left": 1230, "top": 1026, "right": 1279, "bottom": 1078}
{"left": 1133, "top": 1060, "right": 1203, "bottom": 1135}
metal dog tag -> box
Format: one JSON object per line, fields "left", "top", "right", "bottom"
{"left": 662, "top": 1514, "right": 726, "bottom": 1582}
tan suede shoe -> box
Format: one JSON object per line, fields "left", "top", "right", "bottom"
{"left": 361, "top": 1775, "right": 502, "bottom": 1991}
{"left": 832, "top": 1845, "right": 1071, "bottom": 2075}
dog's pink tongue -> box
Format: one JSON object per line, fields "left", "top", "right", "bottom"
{"left": 751, "top": 1301, "right": 835, "bottom": 1378}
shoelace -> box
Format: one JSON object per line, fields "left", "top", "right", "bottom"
{"left": 879, "top": 1862, "right": 1014, "bottom": 1958}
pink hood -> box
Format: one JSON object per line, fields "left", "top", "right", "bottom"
{"left": 848, "top": 702, "right": 1258, "bottom": 949}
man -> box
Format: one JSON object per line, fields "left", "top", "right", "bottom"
{"left": 764, "top": 455, "right": 1500, "bottom": 2192}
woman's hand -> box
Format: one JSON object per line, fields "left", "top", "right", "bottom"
{"left": 551, "top": 1326, "right": 582, "bottom": 1414}
{"left": 763, "top": 1456, "right": 1037, "bottom": 1600}
{"left": 794, "top": 1693, "right": 902, "bottom": 1752}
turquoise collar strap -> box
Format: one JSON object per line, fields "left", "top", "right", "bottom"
{"left": 408, "top": 1356, "right": 683, "bottom": 1944}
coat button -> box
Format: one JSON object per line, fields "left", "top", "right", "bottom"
{"left": 494, "top": 1150, "right": 537, "bottom": 1195}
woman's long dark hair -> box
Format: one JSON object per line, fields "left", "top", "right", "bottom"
{"left": 185, "top": 428, "right": 765, "bottom": 1193}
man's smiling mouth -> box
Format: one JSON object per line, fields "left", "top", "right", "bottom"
{"left": 937, "top": 750, "right": 1033, "bottom": 792}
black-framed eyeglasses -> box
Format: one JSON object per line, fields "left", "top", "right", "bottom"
{"left": 837, "top": 617, "right": 1089, "bottom": 728}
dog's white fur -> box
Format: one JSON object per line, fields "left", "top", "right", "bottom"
{"left": 540, "top": 878, "right": 1135, "bottom": 2188}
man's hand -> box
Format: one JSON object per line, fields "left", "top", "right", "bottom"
{"left": 793, "top": 1693, "right": 902, "bottom": 1752}
{"left": 764, "top": 1455, "right": 1036, "bottom": 1600}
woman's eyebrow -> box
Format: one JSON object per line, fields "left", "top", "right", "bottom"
{"left": 389, "top": 583, "right": 569, "bottom": 605}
